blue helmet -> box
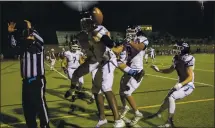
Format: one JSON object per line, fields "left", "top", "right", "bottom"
{"left": 174, "top": 41, "right": 190, "bottom": 55}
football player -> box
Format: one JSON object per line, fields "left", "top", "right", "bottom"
{"left": 61, "top": 44, "right": 85, "bottom": 100}
{"left": 119, "top": 25, "right": 148, "bottom": 126}
{"left": 64, "top": 7, "right": 128, "bottom": 127}
{"left": 46, "top": 50, "right": 50, "bottom": 61}
{"left": 150, "top": 42, "right": 195, "bottom": 127}
{"left": 144, "top": 48, "right": 149, "bottom": 64}
{"left": 58, "top": 48, "right": 66, "bottom": 62}
{"left": 150, "top": 47, "right": 155, "bottom": 63}
{"left": 50, "top": 48, "right": 56, "bottom": 71}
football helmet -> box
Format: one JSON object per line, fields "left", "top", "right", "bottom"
{"left": 51, "top": 48, "right": 55, "bottom": 52}
{"left": 80, "top": 7, "right": 103, "bottom": 31}
{"left": 126, "top": 25, "right": 136, "bottom": 40}
{"left": 173, "top": 41, "right": 190, "bottom": 55}
{"left": 126, "top": 25, "right": 144, "bottom": 41}
{"left": 71, "top": 44, "right": 79, "bottom": 52}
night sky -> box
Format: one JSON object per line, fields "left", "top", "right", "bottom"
{"left": 1, "top": 1, "right": 215, "bottom": 47}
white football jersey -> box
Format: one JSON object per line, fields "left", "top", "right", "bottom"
{"left": 124, "top": 35, "right": 149, "bottom": 70}
{"left": 172, "top": 54, "right": 195, "bottom": 87}
{"left": 64, "top": 51, "right": 83, "bottom": 68}
{"left": 150, "top": 48, "right": 155, "bottom": 55}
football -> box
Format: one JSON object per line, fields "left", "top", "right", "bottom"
{"left": 92, "top": 7, "right": 103, "bottom": 25}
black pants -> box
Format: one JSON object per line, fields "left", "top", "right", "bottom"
{"left": 22, "top": 76, "right": 50, "bottom": 128}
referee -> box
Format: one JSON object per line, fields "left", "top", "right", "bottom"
{"left": 8, "top": 20, "right": 50, "bottom": 128}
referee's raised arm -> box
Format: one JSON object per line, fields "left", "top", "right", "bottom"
{"left": 8, "top": 20, "right": 50, "bottom": 128}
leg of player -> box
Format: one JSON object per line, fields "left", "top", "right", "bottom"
{"left": 94, "top": 92, "right": 107, "bottom": 127}
{"left": 64, "top": 59, "right": 99, "bottom": 99}
{"left": 145, "top": 55, "right": 148, "bottom": 64}
{"left": 93, "top": 61, "right": 125, "bottom": 128}
{"left": 147, "top": 89, "right": 173, "bottom": 119}
{"left": 50, "top": 59, "right": 56, "bottom": 71}
{"left": 93, "top": 68, "right": 107, "bottom": 127}
{"left": 119, "top": 75, "right": 143, "bottom": 126}
{"left": 119, "top": 74, "right": 130, "bottom": 118}
{"left": 158, "top": 84, "right": 194, "bottom": 127}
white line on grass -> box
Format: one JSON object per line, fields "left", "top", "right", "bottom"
{"left": 152, "top": 64, "right": 214, "bottom": 73}
{"left": 1, "top": 98, "right": 213, "bottom": 127}
{"left": 45, "top": 63, "right": 69, "bottom": 80}
{"left": 146, "top": 73, "right": 214, "bottom": 87}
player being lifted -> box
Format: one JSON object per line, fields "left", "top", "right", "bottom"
{"left": 150, "top": 41, "right": 195, "bottom": 127}
{"left": 64, "top": 7, "right": 144, "bottom": 127}
{"left": 50, "top": 48, "right": 56, "bottom": 71}
{"left": 119, "top": 25, "right": 148, "bottom": 126}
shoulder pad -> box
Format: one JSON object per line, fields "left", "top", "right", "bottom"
{"left": 94, "top": 25, "right": 108, "bottom": 36}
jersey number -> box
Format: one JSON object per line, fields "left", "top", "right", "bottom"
{"left": 73, "top": 57, "right": 76, "bottom": 63}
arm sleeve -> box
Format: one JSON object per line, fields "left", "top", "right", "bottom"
{"left": 31, "top": 29, "right": 44, "bottom": 49}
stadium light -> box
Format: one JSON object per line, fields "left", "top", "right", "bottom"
{"left": 197, "top": 0, "right": 206, "bottom": 12}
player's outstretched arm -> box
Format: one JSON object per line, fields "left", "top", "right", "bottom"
{"left": 151, "top": 65, "right": 175, "bottom": 74}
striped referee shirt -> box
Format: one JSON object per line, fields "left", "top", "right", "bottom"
{"left": 9, "top": 29, "right": 45, "bottom": 79}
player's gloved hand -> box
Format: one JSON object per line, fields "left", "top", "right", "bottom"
{"left": 151, "top": 65, "right": 160, "bottom": 72}
{"left": 174, "top": 83, "right": 182, "bottom": 91}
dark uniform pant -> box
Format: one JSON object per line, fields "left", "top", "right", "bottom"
{"left": 22, "top": 76, "right": 50, "bottom": 128}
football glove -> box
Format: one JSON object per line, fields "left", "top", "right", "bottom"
{"left": 174, "top": 83, "right": 182, "bottom": 91}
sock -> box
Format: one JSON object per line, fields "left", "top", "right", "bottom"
{"left": 168, "top": 96, "right": 176, "bottom": 114}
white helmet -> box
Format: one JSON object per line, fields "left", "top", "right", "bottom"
{"left": 71, "top": 44, "right": 79, "bottom": 51}
{"left": 51, "top": 48, "right": 54, "bottom": 52}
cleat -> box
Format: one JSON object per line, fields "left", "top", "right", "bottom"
{"left": 88, "top": 97, "right": 94, "bottom": 104}
{"left": 147, "top": 113, "right": 161, "bottom": 119}
{"left": 158, "top": 119, "right": 175, "bottom": 128}
{"left": 95, "top": 119, "right": 108, "bottom": 128}
{"left": 129, "top": 112, "right": 143, "bottom": 126}
{"left": 120, "top": 105, "right": 130, "bottom": 118}
{"left": 113, "top": 119, "right": 125, "bottom": 128}
{"left": 71, "top": 95, "right": 76, "bottom": 102}
{"left": 64, "top": 90, "right": 72, "bottom": 98}
{"left": 158, "top": 123, "right": 172, "bottom": 128}
{"left": 133, "top": 69, "right": 145, "bottom": 83}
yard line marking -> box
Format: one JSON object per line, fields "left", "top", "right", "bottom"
{"left": 1, "top": 98, "right": 214, "bottom": 127}
{"left": 45, "top": 62, "right": 69, "bottom": 80}
{"left": 138, "top": 98, "right": 214, "bottom": 109}
{"left": 152, "top": 64, "right": 214, "bottom": 72}
{"left": 146, "top": 73, "right": 214, "bottom": 87}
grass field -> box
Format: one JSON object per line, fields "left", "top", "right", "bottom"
{"left": 1, "top": 54, "right": 214, "bottom": 128}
